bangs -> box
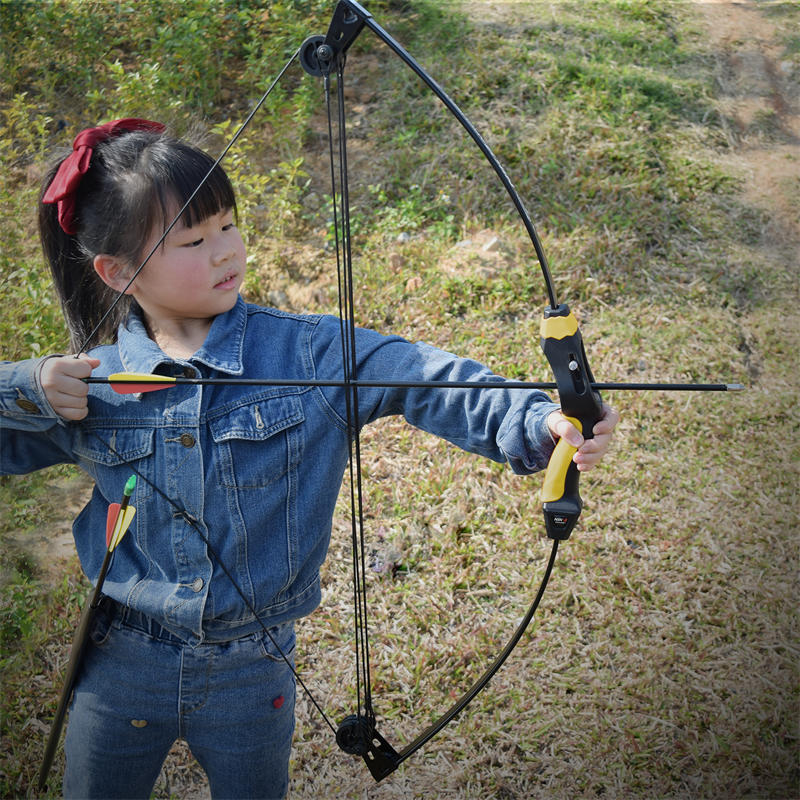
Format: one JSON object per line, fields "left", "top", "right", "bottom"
{"left": 78, "top": 132, "right": 239, "bottom": 266}
{"left": 147, "top": 142, "right": 237, "bottom": 236}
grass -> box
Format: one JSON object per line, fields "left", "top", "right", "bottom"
{"left": 1, "top": 0, "right": 799, "bottom": 798}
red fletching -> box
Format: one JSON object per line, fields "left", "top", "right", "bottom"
{"left": 110, "top": 381, "right": 173, "bottom": 395}
{"left": 106, "top": 504, "right": 121, "bottom": 548}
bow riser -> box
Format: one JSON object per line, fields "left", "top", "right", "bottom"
{"left": 540, "top": 303, "right": 604, "bottom": 539}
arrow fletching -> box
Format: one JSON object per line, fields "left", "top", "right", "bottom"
{"left": 105, "top": 476, "right": 137, "bottom": 549}
{"left": 105, "top": 503, "right": 121, "bottom": 547}
{"left": 106, "top": 372, "right": 176, "bottom": 394}
{"left": 105, "top": 505, "right": 136, "bottom": 550}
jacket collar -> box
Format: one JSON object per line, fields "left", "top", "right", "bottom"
{"left": 117, "top": 296, "right": 247, "bottom": 377}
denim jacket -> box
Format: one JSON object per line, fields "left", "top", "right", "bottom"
{"left": 0, "top": 297, "right": 558, "bottom": 644}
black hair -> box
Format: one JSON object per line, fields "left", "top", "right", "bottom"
{"left": 38, "top": 129, "right": 237, "bottom": 352}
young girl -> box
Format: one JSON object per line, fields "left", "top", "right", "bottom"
{"left": 1, "top": 119, "right": 618, "bottom": 799}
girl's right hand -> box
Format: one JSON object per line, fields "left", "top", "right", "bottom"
{"left": 39, "top": 354, "right": 101, "bottom": 420}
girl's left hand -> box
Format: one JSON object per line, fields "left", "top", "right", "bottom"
{"left": 547, "top": 403, "right": 619, "bottom": 472}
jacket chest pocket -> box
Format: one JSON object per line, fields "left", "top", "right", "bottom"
{"left": 73, "top": 426, "right": 156, "bottom": 499}
{"left": 208, "top": 394, "right": 305, "bottom": 489}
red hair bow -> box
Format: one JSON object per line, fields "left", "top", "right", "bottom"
{"left": 42, "top": 118, "right": 165, "bottom": 234}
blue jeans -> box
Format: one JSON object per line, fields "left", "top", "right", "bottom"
{"left": 63, "top": 599, "right": 296, "bottom": 799}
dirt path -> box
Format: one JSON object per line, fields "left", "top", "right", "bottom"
{"left": 693, "top": 0, "right": 799, "bottom": 257}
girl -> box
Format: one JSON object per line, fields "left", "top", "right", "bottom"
{"left": 0, "top": 119, "right": 618, "bottom": 799}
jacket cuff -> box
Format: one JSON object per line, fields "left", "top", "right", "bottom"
{"left": 498, "top": 399, "right": 560, "bottom": 475}
{"left": 0, "top": 356, "right": 62, "bottom": 426}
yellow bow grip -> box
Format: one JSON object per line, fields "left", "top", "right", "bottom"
{"left": 539, "top": 302, "right": 603, "bottom": 540}
{"left": 541, "top": 415, "right": 585, "bottom": 540}
{"left": 541, "top": 415, "right": 582, "bottom": 503}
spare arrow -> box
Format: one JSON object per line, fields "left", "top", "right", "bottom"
{"left": 37, "top": 475, "right": 136, "bottom": 792}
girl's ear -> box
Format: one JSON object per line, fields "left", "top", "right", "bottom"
{"left": 93, "top": 254, "right": 134, "bottom": 292}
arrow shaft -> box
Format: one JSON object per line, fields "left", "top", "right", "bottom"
{"left": 85, "top": 376, "right": 744, "bottom": 392}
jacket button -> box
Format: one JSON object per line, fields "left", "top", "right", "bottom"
{"left": 15, "top": 397, "right": 40, "bottom": 414}
{"left": 179, "top": 433, "right": 196, "bottom": 448}
{"left": 191, "top": 578, "right": 204, "bottom": 592}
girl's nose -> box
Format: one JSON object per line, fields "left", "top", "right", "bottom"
{"left": 212, "top": 243, "right": 235, "bottom": 266}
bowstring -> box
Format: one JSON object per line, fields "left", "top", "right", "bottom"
{"left": 324, "top": 57, "right": 375, "bottom": 731}
{"left": 65, "top": 2, "right": 564, "bottom": 772}
{"left": 66, "top": 43, "right": 343, "bottom": 739}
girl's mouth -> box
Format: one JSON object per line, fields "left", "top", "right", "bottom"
{"left": 214, "top": 271, "right": 238, "bottom": 290}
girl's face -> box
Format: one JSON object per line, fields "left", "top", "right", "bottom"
{"left": 125, "top": 206, "right": 246, "bottom": 326}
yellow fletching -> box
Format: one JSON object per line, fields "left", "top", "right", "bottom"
{"left": 108, "top": 372, "right": 176, "bottom": 384}
{"left": 109, "top": 506, "right": 136, "bottom": 551}
{"left": 107, "top": 373, "right": 176, "bottom": 394}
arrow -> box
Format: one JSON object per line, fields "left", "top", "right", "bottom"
{"left": 86, "top": 372, "right": 745, "bottom": 395}
{"left": 37, "top": 476, "right": 137, "bottom": 792}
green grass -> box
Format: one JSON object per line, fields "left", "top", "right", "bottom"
{"left": 1, "top": 0, "right": 798, "bottom": 797}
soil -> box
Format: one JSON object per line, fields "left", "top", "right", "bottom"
{"left": 3, "top": 471, "right": 94, "bottom": 582}
{"left": 694, "top": 0, "right": 799, "bottom": 250}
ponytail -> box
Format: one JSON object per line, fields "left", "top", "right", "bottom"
{"left": 38, "top": 169, "right": 131, "bottom": 353}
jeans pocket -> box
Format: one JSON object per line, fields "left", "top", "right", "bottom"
{"left": 258, "top": 622, "right": 296, "bottom": 664}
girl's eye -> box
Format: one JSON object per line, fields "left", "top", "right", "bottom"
{"left": 183, "top": 238, "right": 204, "bottom": 248}
{"left": 222, "top": 223, "right": 235, "bottom": 232}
